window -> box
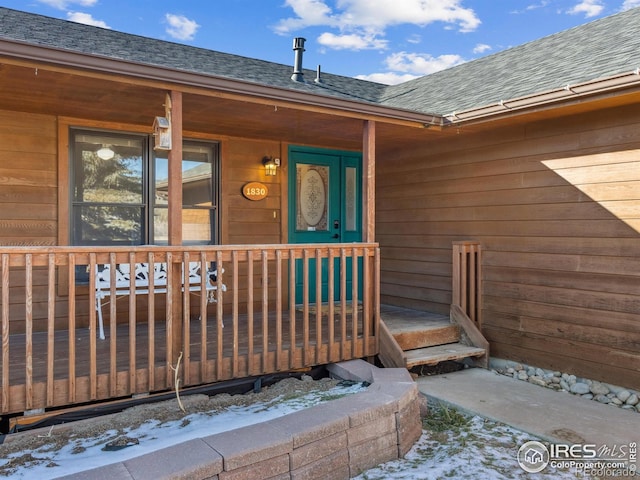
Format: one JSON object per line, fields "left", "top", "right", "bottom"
{"left": 70, "top": 129, "right": 220, "bottom": 246}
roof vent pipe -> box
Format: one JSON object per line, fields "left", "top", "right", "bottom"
{"left": 315, "top": 64, "right": 323, "bottom": 84}
{"left": 291, "top": 37, "right": 306, "bottom": 82}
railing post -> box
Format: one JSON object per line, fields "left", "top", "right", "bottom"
{"left": 452, "top": 241, "right": 482, "bottom": 328}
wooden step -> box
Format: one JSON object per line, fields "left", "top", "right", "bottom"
{"left": 404, "top": 343, "right": 487, "bottom": 369}
{"left": 393, "top": 323, "right": 460, "bottom": 350}
{"left": 382, "top": 307, "right": 460, "bottom": 350}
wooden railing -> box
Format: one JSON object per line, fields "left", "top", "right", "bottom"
{"left": 0, "top": 243, "right": 380, "bottom": 416}
{"left": 452, "top": 241, "right": 482, "bottom": 327}
{"left": 451, "top": 241, "right": 488, "bottom": 368}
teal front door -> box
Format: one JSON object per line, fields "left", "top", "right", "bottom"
{"left": 288, "top": 146, "right": 362, "bottom": 304}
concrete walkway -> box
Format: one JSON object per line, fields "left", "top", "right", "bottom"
{"left": 416, "top": 368, "right": 639, "bottom": 449}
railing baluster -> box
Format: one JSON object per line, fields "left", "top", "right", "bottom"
{"left": 246, "top": 250, "right": 254, "bottom": 376}
{"left": 315, "top": 248, "right": 322, "bottom": 364}
{"left": 148, "top": 251, "right": 156, "bottom": 392}
{"left": 288, "top": 248, "right": 296, "bottom": 369}
{"left": 128, "top": 252, "right": 136, "bottom": 393}
{"left": 89, "top": 253, "right": 97, "bottom": 400}
{"left": 108, "top": 252, "right": 117, "bottom": 397}
{"left": 275, "top": 250, "right": 283, "bottom": 370}
{"left": 340, "top": 248, "right": 348, "bottom": 358}
{"left": 327, "top": 248, "right": 335, "bottom": 362}
{"left": 363, "top": 248, "right": 370, "bottom": 357}
{"left": 262, "top": 250, "right": 269, "bottom": 372}
{"left": 165, "top": 252, "right": 173, "bottom": 387}
{"left": 469, "top": 245, "right": 477, "bottom": 323}
{"left": 1, "top": 254, "right": 9, "bottom": 413}
{"left": 351, "top": 247, "right": 358, "bottom": 357}
{"left": 67, "top": 254, "right": 76, "bottom": 404}
{"left": 302, "top": 249, "right": 310, "bottom": 365}
{"left": 47, "top": 254, "right": 55, "bottom": 406}
{"left": 25, "top": 254, "right": 33, "bottom": 410}
{"left": 183, "top": 252, "right": 191, "bottom": 384}
{"left": 232, "top": 250, "right": 239, "bottom": 377}
{"left": 216, "top": 250, "right": 224, "bottom": 379}
{"left": 374, "top": 247, "right": 381, "bottom": 351}
{"left": 199, "top": 251, "right": 208, "bottom": 383}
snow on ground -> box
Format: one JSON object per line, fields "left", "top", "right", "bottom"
{"left": 2, "top": 381, "right": 597, "bottom": 480}
{"left": 353, "top": 401, "right": 591, "bottom": 480}
{"left": 0, "top": 378, "right": 365, "bottom": 479}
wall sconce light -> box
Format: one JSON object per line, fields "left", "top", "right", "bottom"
{"left": 153, "top": 93, "right": 172, "bottom": 150}
{"left": 153, "top": 116, "right": 172, "bottom": 150}
{"left": 262, "top": 156, "right": 280, "bottom": 176}
{"left": 96, "top": 145, "right": 115, "bottom": 160}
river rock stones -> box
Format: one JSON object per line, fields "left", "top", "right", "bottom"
{"left": 491, "top": 360, "right": 639, "bottom": 414}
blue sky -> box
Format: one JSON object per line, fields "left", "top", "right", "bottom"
{"left": 2, "top": 0, "right": 639, "bottom": 84}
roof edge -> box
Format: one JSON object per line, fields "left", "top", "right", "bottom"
{"left": 445, "top": 69, "right": 640, "bottom": 124}
{"left": 0, "top": 37, "right": 445, "bottom": 129}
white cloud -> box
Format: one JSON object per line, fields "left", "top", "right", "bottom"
{"left": 67, "top": 11, "right": 109, "bottom": 28}
{"left": 473, "top": 43, "right": 491, "bottom": 54}
{"left": 385, "top": 51, "right": 466, "bottom": 75}
{"left": 275, "top": 0, "right": 480, "bottom": 52}
{"left": 317, "top": 32, "right": 387, "bottom": 50}
{"left": 567, "top": 0, "right": 605, "bottom": 17}
{"left": 165, "top": 14, "right": 200, "bottom": 41}
{"left": 37, "top": 0, "right": 97, "bottom": 9}
{"left": 621, "top": 0, "right": 640, "bottom": 9}
{"left": 356, "top": 72, "right": 420, "bottom": 85}
{"left": 358, "top": 51, "right": 466, "bottom": 85}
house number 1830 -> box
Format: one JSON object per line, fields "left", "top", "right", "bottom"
{"left": 242, "top": 182, "right": 269, "bottom": 201}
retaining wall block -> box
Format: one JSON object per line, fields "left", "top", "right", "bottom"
{"left": 347, "top": 414, "right": 396, "bottom": 446}
{"left": 54, "top": 463, "right": 134, "bottom": 480}
{"left": 290, "top": 449, "right": 350, "bottom": 480}
{"left": 271, "top": 404, "right": 350, "bottom": 449}
{"left": 327, "top": 360, "right": 376, "bottom": 384}
{"left": 348, "top": 431, "right": 399, "bottom": 476}
{"left": 396, "top": 401, "right": 423, "bottom": 457}
{"left": 123, "top": 438, "right": 223, "bottom": 480}
{"left": 289, "top": 431, "right": 348, "bottom": 470}
{"left": 218, "top": 454, "right": 290, "bottom": 480}
{"left": 203, "top": 421, "right": 292, "bottom": 471}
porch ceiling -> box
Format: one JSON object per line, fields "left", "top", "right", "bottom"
{"left": 0, "top": 62, "right": 375, "bottom": 150}
{"left": 3, "top": 56, "right": 640, "bottom": 156}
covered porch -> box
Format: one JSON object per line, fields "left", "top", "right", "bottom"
{"left": 1, "top": 243, "right": 379, "bottom": 417}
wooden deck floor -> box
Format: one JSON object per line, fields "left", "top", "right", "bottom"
{"left": 3, "top": 307, "right": 369, "bottom": 387}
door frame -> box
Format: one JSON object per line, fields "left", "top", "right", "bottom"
{"left": 287, "top": 145, "right": 363, "bottom": 304}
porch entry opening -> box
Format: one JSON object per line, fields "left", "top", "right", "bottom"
{"left": 288, "top": 146, "right": 362, "bottom": 304}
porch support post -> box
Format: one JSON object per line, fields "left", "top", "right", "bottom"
{"left": 168, "top": 90, "right": 183, "bottom": 246}
{"left": 167, "top": 90, "right": 184, "bottom": 373}
{"left": 362, "top": 120, "right": 375, "bottom": 242}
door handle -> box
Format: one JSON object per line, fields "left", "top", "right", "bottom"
{"left": 332, "top": 234, "right": 339, "bottom": 239}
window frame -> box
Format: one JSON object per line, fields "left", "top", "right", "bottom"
{"left": 67, "top": 126, "right": 221, "bottom": 248}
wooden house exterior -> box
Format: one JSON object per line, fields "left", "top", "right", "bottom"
{"left": 1, "top": 6, "right": 639, "bottom": 418}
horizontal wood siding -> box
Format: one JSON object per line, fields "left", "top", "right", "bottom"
{"left": 224, "top": 138, "right": 283, "bottom": 245}
{"left": 377, "top": 103, "right": 640, "bottom": 389}
{"left": 0, "top": 110, "right": 57, "bottom": 247}
{"left": 0, "top": 111, "right": 58, "bottom": 333}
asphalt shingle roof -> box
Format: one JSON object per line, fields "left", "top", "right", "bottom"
{"left": 2, "top": 6, "right": 640, "bottom": 117}
{"left": 380, "top": 7, "right": 640, "bottom": 116}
